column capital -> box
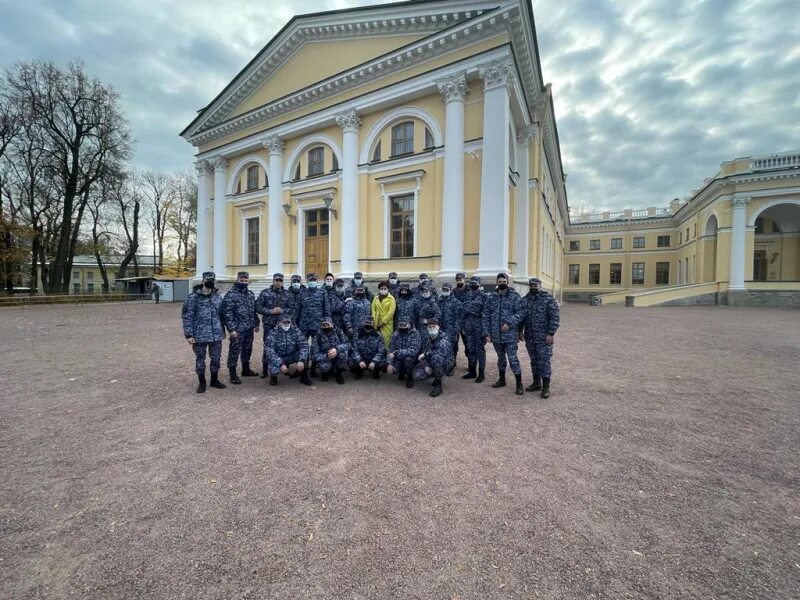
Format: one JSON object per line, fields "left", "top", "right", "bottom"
{"left": 478, "top": 58, "right": 515, "bottom": 91}
{"left": 335, "top": 109, "right": 362, "bottom": 133}
{"left": 437, "top": 72, "right": 469, "bottom": 103}
{"left": 731, "top": 195, "right": 751, "bottom": 208}
{"left": 262, "top": 135, "right": 284, "bottom": 156}
{"left": 194, "top": 159, "right": 212, "bottom": 176}
{"left": 516, "top": 123, "right": 538, "bottom": 145}
{"left": 211, "top": 157, "right": 228, "bottom": 172}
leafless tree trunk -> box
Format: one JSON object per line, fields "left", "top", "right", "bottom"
{"left": 140, "top": 169, "right": 173, "bottom": 274}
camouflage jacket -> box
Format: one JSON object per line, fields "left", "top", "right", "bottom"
{"left": 388, "top": 328, "right": 423, "bottom": 360}
{"left": 350, "top": 329, "right": 387, "bottom": 365}
{"left": 310, "top": 328, "right": 350, "bottom": 364}
{"left": 296, "top": 287, "right": 331, "bottom": 333}
{"left": 265, "top": 325, "right": 309, "bottom": 369}
{"left": 256, "top": 286, "right": 296, "bottom": 330}
{"left": 221, "top": 284, "right": 257, "bottom": 332}
{"left": 438, "top": 295, "right": 464, "bottom": 336}
{"left": 482, "top": 289, "right": 526, "bottom": 344}
{"left": 521, "top": 290, "right": 561, "bottom": 341}
{"left": 182, "top": 289, "right": 224, "bottom": 343}
{"left": 343, "top": 297, "right": 373, "bottom": 335}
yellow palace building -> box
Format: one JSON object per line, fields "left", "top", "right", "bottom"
{"left": 181, "top": 0, "right": 567, "bottom": 292}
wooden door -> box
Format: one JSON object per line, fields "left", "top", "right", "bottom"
{"left": 305, "top": 209, "right": 329, "bottom": 276}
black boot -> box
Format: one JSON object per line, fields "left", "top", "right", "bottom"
{"left": 475, "top": 368, "right": 485, "bottom": 384}
{"left": 229, "top": 368, "right": 241, "bottom": 385}
{"left": 526, "top": 375, "right": 542, "bottom": 392}
{"left": 515, "top": 374, "right": 524, "bottom": 395}
{"left": 269, "top": 375, "right": 278, "bottom": 386}
{"left": 335, "top": 368, "right": 345, "bottom": 385}
{"left": 405, "top": 371, "right": 414, "bottom": 389}
{"left": 260, "top": 364, "right": 268, "bottom": 379}
{"left": 310, "top": 364, "right": 318, "bottom": 378}
{"left": 321, "top": 370, "right": 330, "bottom": 382}
{"left": 353, "top": 367, "right": 363, "bottom": 380}
{"left": 210, "top": 372, "right": 226, "bottom": 389}
{"left": 241, "top": 364, "right": 257, "bottom": 377}
{"left": 429, "top": 379, "right": 442, "bottom": 397}
{"left": 371, "top": 368, "right": 381, "bottom": 380}
{"left": 446, "top": 365, "right": 455, "bottom": 377}
{"left": 196, "top": 373, "right": 206, "bottom": 394}
{"left": 462, "top": 365, "right": 477, "bottom": 380}
{"left": 492, "top": 371, "right": 506, "bottom": 388}
{"left": 300, "top": 370, "right": 312, "bottom": 386}
{"left": 541, "top": 378, "right": 551, "bottom": 399}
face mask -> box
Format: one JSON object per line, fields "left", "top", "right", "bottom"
{"left": 236, "top": 281, "right": 248, "bottom": 289}
{"left": 355, "top": 292, "right": 365, "bottom": 299}
{"left": 389, "top": 278, "right": 397, "bottom": 285}
{"left": 400, "top": 291, "right": 409, "bottom": 297}
{"left": 335, "top": 286, "right": 345, "bottom": 293}
{"left": 498, "top": 283, "right": 508, "bottom": 291}
{"left": 325, "top": 280, "right": 333, "bottom": 288}
{"left": 399, "top": 327, "right": 409, "bottom": 334}
{"left": 419, "top": 279, "right": 427, "bottom": 284}
{"left": 203, "top": 280, "right": 214, "bottom": 289}
{"left": 291, "top": 282, "right": 300, "bottom": 290}
{"left": 321, "top": 326, "right": 333, "bottom": 333}
{"left": 530, "top": 287, "right": 540, "bottom": 295}
{"left": 308, "top": 281, "right": 318, "bottom": 289}
{"left": 421, "top": 292, "right": 431, "bottom": 299}
{"left": 470, "top": 283, "right": 479, "bottom": 290}
{"left": 379, "top": 288, "right": 388, "bottom": 296}
{"left": 442, "top": 290, "right": 451, "bottom": 297}
{"left": 354, "top": 278, "right": 362, "bottom": 285}
{"left": 428, "top": 327, "right": 439, "bottom": 338}
{"left": 456, "top": 281, "right": 464, "bottom": 288}
{"left": 363, "top": 325, "right": 373, "bottom": 332}
{"left": 280, "top": 324, "right": 291, "bottom": 331}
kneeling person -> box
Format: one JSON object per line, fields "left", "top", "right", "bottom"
{"left": 414, "top": 318, "right": 453, "bottom": 397}
{"left": 387, "top": 320, "right": 422, "bottom": 389}
{"left": 265, "top": 316, "right": 311, "bottom": 386}
{"left": 349, "top": 317, "right": 387, "bottom": 380}
{"left": 311, "top": 318, "right": 349, "bottom": 384}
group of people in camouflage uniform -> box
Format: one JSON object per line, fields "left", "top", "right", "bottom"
{"left": 182, "top": 269, "right": 560, "bottom": 398}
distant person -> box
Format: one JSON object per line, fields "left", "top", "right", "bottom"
{"left": 349, "top": 317, "right": 387, "bottom": 379}
{"left": 387, "top": 320, "right": 422, "bottom": 389}
{"left": 414, "top": 318, "right": 453, "bottom": 397}
{"left": 152, "top": 282, "right": 161, "bottom": 304}
{"left": 181, "top": 271, "right": 226, "bottom": 393}
{"left": 371, "top": 281, "right": 396, "bottom": 349}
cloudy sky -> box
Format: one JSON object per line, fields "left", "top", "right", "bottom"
{"left": 1, "top": 0, "right": 798, "bottom": 213}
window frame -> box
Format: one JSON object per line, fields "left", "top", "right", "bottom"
{"left": 391, "top": 121, "right": 414, "bottom": 157}
{"left": 656, "top": 261, "right": 670, "bottom": 285}
{"left": 307, "top": 147, "right": 324, "bottom": 177}
{"left": 245, "top": 216, "right": 260, "bottom": 266}
{"left": 657, "top": 235, "right": 671, "bottom": 248}
{"left": 246, "top": 165, "right": 259, "bottom": 191}
{"left": 588, "top": 263, "right": 600, "bottom": 285}
{"left": 611, "top": 238, "right": 622, "bottom": 249}
{"left": 388, "top": 193, "right": 415, "bottom": 258}
{"left": 589, "top": 239, "right": 601, "bottom": 251}
{"left": 372, "top": 140, "right": 382, "bottom": 163}
{"left": 568, "top": 264, "right": 580, "bottom": 285}
{"left": 424, "top": 127, "right": 434, "bottom": 150}
{"left": 610, "top": 262, "right": 622, "bottom": 285}
{"left": 632, "top": 236, "right": 645, "bottom": 249}
{"left": 569, "top": 240, "right": 580, "bottom": 251}
{"left": 632, "top": 262, "right": 645, "bottom": 285}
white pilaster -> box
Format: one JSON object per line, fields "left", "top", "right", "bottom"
{"left": 212, "top": 157, "right": 228, "bottom": 277}
{"left": 335, "top": 109, "right": 361, "bottom": 278}
{"left": 514, "top": 124, "right": 537, "bottom": 279}
{"left": 263, "top": 136, "right": 285, "bottom": 275}
{"left": 476, "top": 58, "right": 514, "bottom": 278}
{"left": 728, "top": 195, "right": 750, "bottom": 290}
{"left": 437, "top": 72, "right": 468, "bottom": 277}
{"left": 194, "top": 160, "right": 212, "bottom": 277}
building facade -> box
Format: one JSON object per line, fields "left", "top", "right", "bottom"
{"left": 181, "top": 0, "right": 568, "bottom": 293}
{"left": 563, "top": 151, "right": 800, "bottom": 304}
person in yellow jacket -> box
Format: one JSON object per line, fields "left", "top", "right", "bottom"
{"left": 371, "top": 280, "right": 396, "bottom": 349}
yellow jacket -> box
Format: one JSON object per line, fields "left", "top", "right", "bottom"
{"left": 371, "top": 293, "right": 396, "bottom": 348}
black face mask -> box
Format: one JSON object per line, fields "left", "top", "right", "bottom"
{"left": 355, "top": 292, "right": 365, "bottom": 298}
{"left": 456, "top": 281, "right": 464, "bottom": 288}
{"left": 400, "top": 291, "right": 409, "bottom": 297}
{"left": 399, "top": 327, "right": 409, "bottom": 333}
{"left": 203, "top": 280, "right": 215, "bottom": 289}
{"left": 498, "top": 283, "right": 508, "bottom": 291}
{"left": 530, "top": 287, "right": 540, "bottom": 295}
{"left": 470, "top": 283, "right": 479, "bottom": 290}
{"left": 363, "top": 326, "right": 373, "bottom": 332}
{"left": 321, "top": 327, "right": 333, "bottom": 333}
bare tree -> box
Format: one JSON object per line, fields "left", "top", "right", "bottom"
{"left": 111, "top": 171, "right": 141, "bottom": 280}
{"left": 168, "top": 169, "right": 197, "bottom": 269}
{"left": 139, "top": 169, "right": 173, "bottom": 274}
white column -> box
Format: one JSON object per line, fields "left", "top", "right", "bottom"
{"left": 437, "top": 72, "right": 468, "bottom": 277}
{"left": 263, "top": 136, "right": 285, "bottom": 275}
{"left": 728, "top": 195, "right": 750, "bottom": 290}
{"left": 514, "top": 124, "right": 537, "bottom": 279}
{"left": 212, "top": 157, "right": 228, "bottom": 277}
{"left": 335, "top": 109, "right": 361, "bottom": 278}
{"left": 194, "top": 160, "right": 212, "bottom": 277}
{"left": 476, "top": 58, "right": 514, "bottom": 277}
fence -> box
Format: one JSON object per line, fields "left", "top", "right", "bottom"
{"left": 0, "top": 293, "right": 153, "bottom": 308}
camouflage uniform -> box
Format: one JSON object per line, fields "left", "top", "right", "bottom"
{"left": 255, "top": 285, "right": 294, "bottom": 332}
{"left": 438, "top": 291, "right": 463, "bottom": 368}
{"left": 522, "top": 287, "right": 560, "bottom": 381}
{"left": 310, "top": 326, "right": 350, "bottom": 374}
{"left": 343, "top": 295, "right": 373, "bottom": 338}
{"left": 182, "top": 287, "right": 224, "bottom": 375}
{"left": 415, "top": 290, "right": 441, "bottom": 332}
{"left": 451, "top": 273, "right": 470, "bottom": 361}
{"left": 388, "top": 327, "right": 422, "bottom": 376}
{"left": 482, "top": 287, "right": 526, "bottom": 376}
{"left": 327, "top": 279, "right": 347, "bottom": 332}
{"left": 265, "top": 324, "right": 309, "bottom": 376}
{"left": 221, "top": 282, "right": 257, "bottom": 371}
{"left": 345, "top": 272, "right": 373, "bottom": 301}
{"left": 412, "top": 275, "right": 438, "bottom": 300}
{"left": 414, "top": 330, "right": 454, "bottom": 382}
{"left": 461, "top": 281, "right": 488, "bottom": 373}
{"left": 394, "top": 288, "right": 418, "bottom": 329}
{"left": 348, "top": 327, "right": 388, "bottom": 374}
{"left": 297, "top": 286, "right": 331, "bottom": 338}
{"left": 387, "top": 272, "right": 401, "bottom": 297}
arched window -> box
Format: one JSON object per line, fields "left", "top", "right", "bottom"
{"left": 246, "top": 165, "right": 259, "bottom": 191}
{"left": 236, "top": 180, "right": 241, "bottom": 194}
{"left": 308, "top": 147, "right": 324, "bottom": 177}
{"left": 391, "top": 121, "right": 414, "bottom": 157}
{"left": 372, "top": 140, "right": 382, "bottom": 163}
{"left": 294, "top": 163, "right": 301, "bottom": 181}
{"left": 331, "top": 153, "right": 339, "bottom": 172}
{"left": 424, "top": 127, "right": 434, "bottom": 150}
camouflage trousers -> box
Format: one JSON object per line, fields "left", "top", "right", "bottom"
{"left": 267, "top": 352, "right": 303, "bottom": 377}
{"left": 316, "top": 353, "right": 349, "bottom": 373}
{"left": 389, "top": 356, "right": 416, "bottom": 376}
{"left": 525, "top": 339, "right": 553, "bottom": 379}
{"left": 464, "top": 322, "right": 486, "bottom": 369}
{"left": 492, "top": 341, "right": 522, "bottom": 375}
{"left": 227, "top": 328, "right": 254, "bottom": 369}
{"left": 414, "top": 353, "right": 451, "bottom": 381}
{"left": 194, "top": 341, "right": 222, "bottom": 374}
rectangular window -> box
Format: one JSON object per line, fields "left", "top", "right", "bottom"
{"left": 569, "top": 240, "right": 580, "bottom": 251}
{"left": 693, "top": 223, "right": 697, "bottom": 238}
{"left": 73, "top": 270, "right": 80, "bottom": 280}
{"left": 247, "top": 218, "right": 260, "bottom": 265}
{"left": 87, "top": 282, "right": 94, "bottom": 292}
{"left": 686, "top": 227, "right": 690, "bottom": 241}
{"left": 568, "top": 264, "right": 580, "bottom": 285}
{"left": 657, "top": 235, "right": 671, "bottom": 247}
{"left": 86, "top": 271, "right": 93, "bottom": 280}
{"left": 611, "top": 238, "right": 622, "bottom": 249}
{"left": 391, "top": 122, "right": 414, "bottom": 157}
{"left": 390, "top": 194, "right": 414, "bottom": 258}
{"left": 633, "top": 237, "right": 645, "bottom": 248}
{"left": 308, "top": 147, "right": 324, "bottom": 176}
{"left": 588, "top": 263, "right": 600, "bottom": 284}
{"left": 73, "top": 282, "right": 80, "bottom": 293}
{"left": 610, "top": 263, "right": 622, "bottom": 285}
{"left": 589, "top": 239, "right": 600, "bottom": 250}
{"left": 246, "top": 165, "right": 259, "bottom": 191}
{"left": 656, "top": 262, "right": 670, "bottom": 285}
{"left": 632, "top": 262, "right": 645, "bottom": 284}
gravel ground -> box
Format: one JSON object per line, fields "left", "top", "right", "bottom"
{"left": 1, "top": 302, "right": 798, "bottom": 600}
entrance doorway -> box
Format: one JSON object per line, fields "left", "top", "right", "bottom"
{"left": 304, "top": 208, "right": 329, "bottom": 276}
{"left": 753, "top": 249, "right": 768, "bottom": 281}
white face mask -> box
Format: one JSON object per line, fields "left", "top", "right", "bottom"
{"left": 389, "top": 278, "right": 397, "bottom": 285}
{"left": 442, "top": 290, "right": 451, "bottom": 297}
{"left": 308, "top": 281, "right": 318, "bottom": 289}
{"left": 354, "top": 278, "right": 362, "bottom": 285}
{"left": 428, "top": 327, "right": 439, "bottom": 337}
{"left": 421, "top": 292, "right": 431, "bottom": 299}
{"left": 379, "top": 288, "right": 388, "bottom": 296}
{"left": 291, "top": 282, "right": 300, "bottom": 290}
{"left": 280, "top": 324, "right": 291, "bottom": 331}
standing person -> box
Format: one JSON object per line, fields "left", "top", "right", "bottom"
{"left": 343, "top": 285, "right": 372, "bottom": 340}
{"left": 349, "top": 317, "right": 387, "bottom": 379}
{"left": 414, "top": 318, "right": 453, "bottom": 397}
{"left": 182, "top": 271, "right": 226, "bottom": 393}
{"left": 297, "top": 273, "right": 331, "bottom": 377}
{"left": 265, "top": 315, "right": 311, "bottom": 386}
{"left": 394, "top": 283, "right": 417, "bottom": 329}
{"left": 152, "top": 282, "right": 161, "bottom": 304}
{"left": 371, "top": 281, "right": 396, "bottom": 349}
{"left": 438, "top": 282, "right": 463, "bottom": 376}
{"left": 521, "top": 277, "right": 560, "bottom": 399}
{"left": 345, "top": 271, "right": 372, "bottom": 301}
{"left": 387, "top": 272, "right": 400, "bottom": 296}
{"left": 461, "top": 275, "right": 488, "bottom": 382}
{"left": 452, "top": 271, "right": 470, "bottom": 365}
{"left": 255, "top": 273, "right": 291, "bottom": 378}
{"left": 328, "top": 277, "right": 347, "bottom": 332}
{"left": 416, "top": 283, "right": 441, "bottom": 332}
{"left": 413, "top": 273, "right": 437, "bottom": 299}
{"left": 387, "top": 320, "right": 422, "bottom": 389}
{"left": 311, "top": 318, "right": 349, "bottom": 384}
{"left": 221, "top": 271, "right": 259, "bottom": 383}
{"left": 288, "top": 273, "right": 305, "bottom": 311}
{"left": 482, "top": 273, "right": 526, "bottom": 395}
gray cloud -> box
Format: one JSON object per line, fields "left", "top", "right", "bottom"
{"left": 1, "top": 0, "right": 798, "bottom": 213}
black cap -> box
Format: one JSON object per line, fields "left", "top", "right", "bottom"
{"left": 388, "top": 271, "right": 398, "bottom": 278}
{"left": 280, "top": 315, "right": 292, "bottom": 323}
{"left": 354, "top": 271, "right": 363, "bottom": 278}
{"left": 334, "top": 278, "right": 345, "bottom": 285}
{"left": 307, "top": 273, "right": 318, "bottom": 281}
{"left": 496, "top": 272, "right": 509, "bottom": 281}
{"left": 427, "top": 318, "right": 439, "bottom": 326}
{"left": 291, "top": 274, "right": 302, "bottom": 282}
{"left": 397, "top": 320, "right": 410, "bottom": 329}
{"left": 456, "top": 272, "right": 466, "bottom": 279}
{"left": 273, "top": 272, "right": 284, "bottom": 280}
{"left": 237, "top": 271, "right": 249, "bottom": 278}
